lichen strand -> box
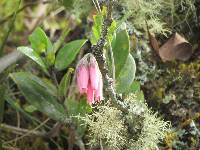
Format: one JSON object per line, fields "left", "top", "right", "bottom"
{"left": 119, "top": 0, "right": 196, "bottom": 35}
{"left": 124, "top": 94, "right": 170, "bottom": 150}
{"left": 83, "top": 105, "right": 127, "bottom": 149}
{"left": 82, "top": 94, "right": 170, "bottom": 150}
{"left": 120, "top": 0, "right": 169, "bottom": 35}
{"left": 128, "top": 109, "right": 171, "bottom": 150}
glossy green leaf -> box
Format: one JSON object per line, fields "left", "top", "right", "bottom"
{"left": 58, "top": 68, "right": 74, "bottom": 98}
{"left": 17, "top": 46, "right": 47, "bottom": 72}
{"left": 29, "top": 27, "right": 53, "bottom": 54}
{"left": 55, "top": 39, "right": 87, "bottom": 70}
{"left": 112, "top": 29, "right": 130, "bottom": 78}
{"left": 116, "top": 54, "right": 136, "bottom": 93}
{"left": 10, "top": 72, "right": 66, "bottom": 122}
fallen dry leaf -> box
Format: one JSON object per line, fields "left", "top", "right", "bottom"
{"left": 159, "top": 33, "right": 192, "bottom": 62}
{"left": 148, "top": 32, "right": 193, "bottom": 62}
{"left": 148, "top": 32, "right": 160, "bottom": 53}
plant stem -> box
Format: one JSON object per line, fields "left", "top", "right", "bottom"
{"left": 108, "top": 41, "right": 115, "bottom": 82}
{"left": 0, "top": 123, "right": 46, "bottom": 137}
{"left": 2, "top": 118, "right": 50, "bottom": 145}
{"left": 91, "top": 0, "right": 131, "bottom": 113}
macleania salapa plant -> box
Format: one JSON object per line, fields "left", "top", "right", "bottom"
{"left": 7, "top": 0, "right": 172, "bottom": 149}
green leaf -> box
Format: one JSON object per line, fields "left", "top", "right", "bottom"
{"left": 78, "top": 98, "right": 92, "bottom": 114}
{"left": 58, "top": 68, "right": 74, "bottom": 98}
{"left": 24, "top": 104, "right": 37, "bottom": 113}
{"left": 65, "top": 98, "right": 92, "bottom": 116}
{"left": 29, "top": 27, "right": 53, "bottom": 54}
{"left": 107, "top": 20, "right": 117, "bottom": 43}
{"left": 55, "top": 39, "right": 87, "bottom": 70}
{"left": 116, "top": 54, "right": 136, "bottom": 93}
{"left": 5, "top": 95, "right": 44, "bottom": 126}
{"left": 46, "top": 51, "right": 55, "bottom": 66}
{"left": 90, "top": 13, "right": 103, "bottom": 45}
{"left": 125, "top": 81, "right": 141, "bottom": 94}
{"left": 112, "top": 29, "right": 130, "bottom": 78}
{"left": 10, "top": 72, "right": 66, "bottom": 122}
{"left": 42, "top": 78, "right": 58, "bottom": 97}
{"left": 29, "top": 27, "right": 54, "bottom": 66}
{"left": 65, "top": 98, "right": 91, "bottom": 136}
{"left": 17, "top": 46, "right": 47, "bottom": 72}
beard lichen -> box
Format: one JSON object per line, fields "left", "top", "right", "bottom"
{"left": 83, "top": 104, "right": 127, "bottom": 149}
{"left": 125, "top": 94, "right": 171, "bottom": 150}
{"left": 80, "top": 95, "right": 171, "bottom": 150}
{"left": 128, "top": 109, "right": 171, "bottom": 150}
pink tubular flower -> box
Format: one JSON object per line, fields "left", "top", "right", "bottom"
{"left": 95, "top": 74, "right": 103, "bottom": 102}
{"left": 87, "top": 82, "right": 94, "bottom": 105}
{"left": 89, "top": 56, "right": 100, "bottom": 90}
{"left": 76, "top": 64, "right": 89, "bottom": 94}
{"left": 76, "top": 53, "right": 103, "bottom": 105}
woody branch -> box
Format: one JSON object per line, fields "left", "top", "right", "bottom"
{"left": 91, "top": 0, "right": 131, "bottom": 112}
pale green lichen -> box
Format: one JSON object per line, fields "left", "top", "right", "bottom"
{"left": 128, "top": 109, "right": 171, "bottom": 150}
{"left": 119, "top": 0, "right": 196, "bottom": 35}
{"left": 125, "top": 94, "right": 171, "bottom": 150}
{"left": 81, "top": 95, "right": 170, "bottom": 150}
{"left": 120, "top": 0, "right": 170, "bottom": 35}
{"left": 83, "top": 104, "right": 127, "bottom": 149}
{"left": 68, "top": 0, "right": 92, "bottom": 19}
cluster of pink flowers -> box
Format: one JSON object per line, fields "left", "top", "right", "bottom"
{"left": 76, "top": 53, "right": 103, "bottom": 105}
